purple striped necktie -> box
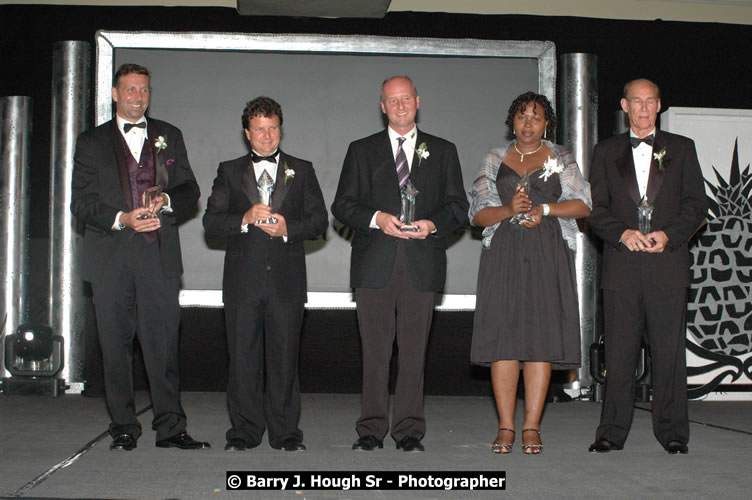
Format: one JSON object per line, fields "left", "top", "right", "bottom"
{"left": 395, "top": 136, "right": 409, "bottom": 190}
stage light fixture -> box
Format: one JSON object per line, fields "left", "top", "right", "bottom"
{"left": 11, "top": 325, "right": 56, "bottom": 371}
{"left": 2, "top": 324, "right": 66, "bottom": 396}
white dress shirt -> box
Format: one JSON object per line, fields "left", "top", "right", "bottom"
{"left": 117, "top": 115, "right": 147, "bottom": 162}
{"left": 631, "top": 128, "right": 656, "bottom": 200}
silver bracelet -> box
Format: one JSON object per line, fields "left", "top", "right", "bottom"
{"left": 541, "top": 203, "right": 550, "bottom": 216}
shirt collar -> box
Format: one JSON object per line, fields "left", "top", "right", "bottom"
{"left": 387, "top": 125, "right": 418, "bottom": 146}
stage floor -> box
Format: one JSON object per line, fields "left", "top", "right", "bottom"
{"left": 1, "top": 392, "right": 750, "bottom": 499}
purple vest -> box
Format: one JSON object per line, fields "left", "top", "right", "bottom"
{"left": 119, "top": 133, "right": 156, "bottom": 210}
{"left": 119, "top": 134, "right": 158, "bottom": 244}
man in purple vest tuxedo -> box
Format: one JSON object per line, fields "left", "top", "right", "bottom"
{"left": 71, "top": 63, "right": 209, "bottom": 451}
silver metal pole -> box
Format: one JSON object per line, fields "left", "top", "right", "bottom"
{"left": 1, "top": 96, "right": 33, "bottom": 378}
{"left": 614, "top": 110, "right": 630, "bottom": 135}
{"left": 558, "top": 53, "right": 598, "bottom": 395}
{"left": 49, "top": 41, "right": 91, "bottom": 393}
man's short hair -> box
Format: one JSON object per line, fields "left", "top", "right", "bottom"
{"left": 113, "top": 63, "right": 151, "bottom": 87}
{"left": 380, "top": 76, "right": 418, "bottom": 101}
{"left": 623, "top": 78, "right": 661, "bottom": 99}
{"left": 242, "top": 96, "right": 283, "bottom": 130}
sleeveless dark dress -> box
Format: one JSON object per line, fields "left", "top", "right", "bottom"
{"left": 471, "top": 162, "right": 581, "bottom": 368}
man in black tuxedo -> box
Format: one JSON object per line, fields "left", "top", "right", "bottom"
{"left": 203, "top": 97, "right": 328, "bottom": 452}
{"left": 332, "top": 76, "right": 468, "bottom": 452}
{"left": 587, "top": 79, "right": 707, "bottom": 454}
{"left": 71, "top": 63, "right": 209, "bottom": 451}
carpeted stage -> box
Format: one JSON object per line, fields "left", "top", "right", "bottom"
{"left": 1, "top": 392, "right": 750, "bottom": 499}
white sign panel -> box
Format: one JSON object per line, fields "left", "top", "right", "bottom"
{"left": 663, "top": 107, "right": 752, "bottom": 400}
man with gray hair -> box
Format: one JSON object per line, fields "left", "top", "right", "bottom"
{"left": 587, "top": 78, "right": 707, "bottom": 455}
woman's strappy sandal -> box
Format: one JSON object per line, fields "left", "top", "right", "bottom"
{"left": 492, "top": 428, "right": 515, "bottom": 454}
{"left": 521, "top": 428, "right": 543, "bottom": 455}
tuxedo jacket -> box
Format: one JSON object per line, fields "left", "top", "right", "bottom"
{"left": 71, "top": 118, "right": 200, "bottom": 283}
{"left": 587, "top": 130, "right": 707, "bottom": 290}
{"left": 202, "top": 151, "right": 328, "bottom": 305}
{"left": 331, "top": 129, "right": 468, "bottom": 292}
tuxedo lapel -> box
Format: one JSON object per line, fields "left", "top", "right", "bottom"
{"left": 240, "top": 155, "right": 261, "bottom": 205}
{"left": 271, "top": 152, "right": 290, "bottom": 213}
{"left": 110, "top": 120, "right": 134, "bottom": 211}
{"left": 147, "top": 121, "right": 169, "bottom": 189}
{"left": 379, "top": 130, "right": 400, "bottom": 183}
{"left": 646, "top": 132, "right": 667, "bottom": 203}
{"left": 615, "top": 136, "right": 641, "bottom": 205}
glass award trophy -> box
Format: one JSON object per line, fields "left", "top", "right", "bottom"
{"left": 509, "top": 172, "right": 535, "bottom": 224}
{"left": 136, "top": 186, "right": 162, "bottom": 219}
{"left": 637, "top": 196, "right": 654, "bottom": 235}
{"left": 256, "top": 169, "right": 278, "bottom": 224}
{"left": 399, "top": 181, "right": 420, "bottom": 232}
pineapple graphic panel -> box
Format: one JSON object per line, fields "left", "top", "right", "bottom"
{"left": 688, "top": 139, "right": 752, "bottom": 357}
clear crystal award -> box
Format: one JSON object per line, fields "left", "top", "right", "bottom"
{"left": 637, "top": 196, "right": 654, "bottom": 235}
{"left": 136, "top": 186, "right": 162, "bottom": 220}
{"left": 510, "top": 172, "right": 535, "bottom": 224}
{"left": 399, "top": 180, "right": 420, "bottom": 232}
{"left": 256, "top": 169, "right": 278, "bottom": 224}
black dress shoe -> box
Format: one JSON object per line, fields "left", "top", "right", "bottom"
{"left": 588, "top": 439, "right": 623, "bottom": 453}
{"left": 665, "top": 441, "right": 688, "bottom": 455}
{"left": 281, "top": 438, "right": 306, "bottom": 452}
{"left": 352, "top": 435, "right": 383, "bottom": 451}
{"left": 156, "top": 432, "right": 211, "bottom": 449}
{"left": 110, "top": 433, "right": 137, "bottom": 451}
{"left": 224, "top": 438, "right": 248, "bottom": 451}
{"left": 396, "top": 436, "right": 425, "bottom": 452}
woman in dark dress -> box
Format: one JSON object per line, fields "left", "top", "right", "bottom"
{"left": 468, "top": 92, "right": 592, "bottom": 454}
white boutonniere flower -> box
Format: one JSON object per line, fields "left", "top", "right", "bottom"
{"left": 154, "top": 136, "right": 167, "bottom": 153}
{"left": 284, "top": 163, "right": 295, "bottom": 185}
{"left": 415, "top": 142, "right": 430, "bottom": 166}
{"left": 539, "top": 156, "right": 565, "bottom": 182}
{"left": 653, "top": 147, "right": 667, "bottom": 171}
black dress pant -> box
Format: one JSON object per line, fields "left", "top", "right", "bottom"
{"left": 224, "top": 292, "right": 304, "bottom": 449}
{"left": 596, "top": 286, "right": 690, "bottom": 448}
{"left": 91, "top": 235, "right": 186, "bottom": 441}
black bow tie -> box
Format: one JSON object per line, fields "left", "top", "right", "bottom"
{"left": 630, "top": 134, "right": 654, "bottom": 148}
{"left": 251, "top": 151, "right": 278, "bottom": 164}
{"left": 123, "top": 121, "right": 146, "bottom": 133}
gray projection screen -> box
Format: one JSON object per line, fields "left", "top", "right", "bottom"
{"left": 95, "top": 31, "right": 556, "bottom": 309}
